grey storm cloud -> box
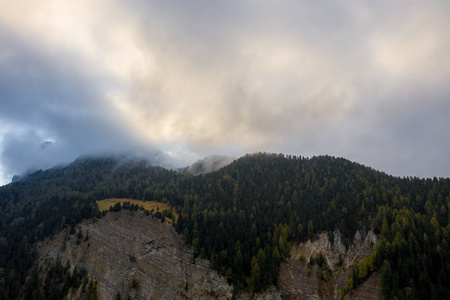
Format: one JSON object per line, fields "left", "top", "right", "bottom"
{"left": 0, "top": 25, "right": 159, "bottom": 180}
{"left": 0, "top": 0, "right": 449, "bottom": 184}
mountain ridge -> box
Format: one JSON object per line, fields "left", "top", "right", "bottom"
{"left": 0, "top": 152, "right": 448, "bottom": 299}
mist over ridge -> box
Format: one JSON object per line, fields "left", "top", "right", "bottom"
{"left": 1, "top": 1, "right": 449, "bottom": 185}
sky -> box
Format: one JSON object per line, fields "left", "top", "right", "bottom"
{"left": 0, "top": 0, "right": 449, "bottom": 185}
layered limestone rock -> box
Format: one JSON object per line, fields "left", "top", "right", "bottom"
{"left": 344, "top": 272, "right": 382, "bottom": 300}
{"left": 38, "top": 210, "right": 233, "bottom": 299}
{"left": 279, "top": 230, "right": 382, "bottom": 300}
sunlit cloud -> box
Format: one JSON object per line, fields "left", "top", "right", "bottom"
{"left": 369, "top": 8, "right": 450, "bottom": 84}
{"left": 0, "top": 0, "right": 449, "bottom": 184}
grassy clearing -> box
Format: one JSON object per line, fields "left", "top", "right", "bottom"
{"left": 97, "top": 198, "right": 178, "bottom": 222}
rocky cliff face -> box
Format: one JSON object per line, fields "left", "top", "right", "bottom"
{"left": 38, "top": 213, "right": 382, "bottom": 300}
{"left": 38, "top": 211, "right": 233, "bottom": 299}
{"left": 279, "top": 230, "right": 382, "bottom": 300}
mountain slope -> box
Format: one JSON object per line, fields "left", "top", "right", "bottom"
{"left": 38, "top": 209, "right": 384, "bottom": 300}
{"left": 0, "top": 152, "right": 449, "bottom": 299}
{"left": 173, "top": 153, "right": 450, "bottom": 298}
{"left": 38, "top": 210, "right": 233, "bottom": 299}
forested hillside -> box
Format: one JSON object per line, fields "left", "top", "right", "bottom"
{"left": 0, "top": 156, "right": 178, "bottom": 299}
{"left": 172, "top": 153, "right": 450, "bottom": 299}
{"left": 0, "top": 153, "right": 448, "bottom": 299}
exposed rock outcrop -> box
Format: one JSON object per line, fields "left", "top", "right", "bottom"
{"left": 38, "top": 213, "right": 382, "bottom": 300}
{"left": 279, "top": 230, "right": 382, "bottom": 300}
{"left": 38, "top": 211, "right": 233, "bottom": 299}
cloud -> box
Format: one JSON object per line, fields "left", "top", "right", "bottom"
{"left": 113, "top": 1, "right": 361, "bottom": 149}
{"left": 0, "top": 0, "right": 449, "bottom": 184}
{"left": 0, "top": 24, "right": 153, "bottom": 178}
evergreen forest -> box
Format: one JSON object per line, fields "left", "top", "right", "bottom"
{"left": 0, "top": 153, "right": 448, "bottom": 299}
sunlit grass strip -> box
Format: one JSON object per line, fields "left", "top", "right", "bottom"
{"left": 97, "top": 198, "right": 178, "bottom": 223}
